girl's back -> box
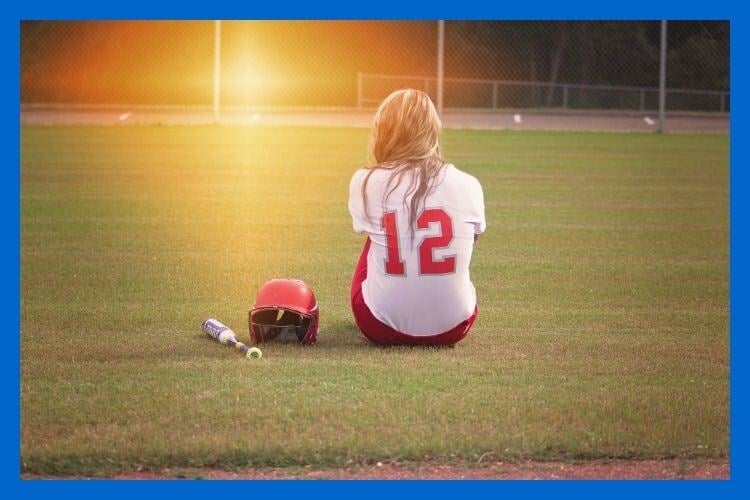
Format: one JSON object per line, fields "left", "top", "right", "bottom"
{"left": 348, "top": 163, "right": 485, "bottom": 335}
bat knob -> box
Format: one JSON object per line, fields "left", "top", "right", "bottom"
{"left": 246, "top": 347, "right": 263, "bottom": 359}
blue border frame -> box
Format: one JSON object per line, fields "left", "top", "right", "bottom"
{"left": 6, "top": 2, "right": 744, "bottom": 498}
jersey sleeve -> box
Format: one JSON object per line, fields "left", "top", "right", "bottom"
{"left": 465, "top": 175, "right": 487, "bottom": 235}
{"left": 348, "top": 169, "right": 369, "bottom": 234}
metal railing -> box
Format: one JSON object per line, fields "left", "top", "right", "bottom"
{"left": 357, "top": 72, "right": 729, "bottom": 113}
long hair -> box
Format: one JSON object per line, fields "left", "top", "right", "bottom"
{"left": 361, "top": 89, "right": 445, "bottom": 239}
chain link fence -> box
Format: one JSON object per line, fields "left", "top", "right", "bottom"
{"left": 360, "top": 21, "right": 728, "bottom": 113}
{"left": 21, "top": 20, "right": 729, "bottom": 117}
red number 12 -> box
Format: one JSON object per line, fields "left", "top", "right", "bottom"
{"left": 381, "top": 208, "right": 456, "bottom": 276}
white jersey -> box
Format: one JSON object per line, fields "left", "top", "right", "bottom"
{"left": 348, "top": 163, "right": 486, "bottom": 335}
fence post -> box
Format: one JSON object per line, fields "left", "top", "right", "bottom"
{"left": 657, "top": 20, "right": 668, "bottom": 133}
{"left": 492, "top": 81, "right": 498, "bottom": 110}
{"left": 357, "top": 72, "right": 363, "bottom": 109}
{"left": 562, "top": 85, "right": 569, "bottom": 110}
{"left": 436, "top": 20, "right": 445, "bottom": 116}
{"left": 639, "top": 89, "right": 646, "bottom": 111}
{"left": 213, "top": 20, "right": 221, "bottom": 124}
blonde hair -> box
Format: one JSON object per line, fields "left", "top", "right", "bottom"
{"left": 362, "top": 88, "right": 445, "bottom": 237}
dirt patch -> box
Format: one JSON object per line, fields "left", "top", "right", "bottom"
{"left": 25, "top": 459, "right": 729, "bottom": 480}
{"left": 20, "top": 106, "right": 729, "bottom": 133}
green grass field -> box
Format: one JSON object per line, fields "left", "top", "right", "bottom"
{"left": 21, "top": 125, "right": 729, "bottom": 476}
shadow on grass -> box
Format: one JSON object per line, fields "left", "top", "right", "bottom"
{"left": 320, "top": 318, "right": 459, "bottom": 351}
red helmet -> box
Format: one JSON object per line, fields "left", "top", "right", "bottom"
{"left": 248, "top": 279, "right": 319, "bottom": 345}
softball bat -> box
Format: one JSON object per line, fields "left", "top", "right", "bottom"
{"left": 203, "top": 318, "right": 263, "bottom": 359}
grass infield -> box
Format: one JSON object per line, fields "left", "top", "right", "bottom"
{"left": 21, "top": 125, "right": 728, "bottom": 476}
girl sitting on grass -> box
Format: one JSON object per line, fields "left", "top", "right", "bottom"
{"left": 348, "top": 89, "right": 486, "bottom": 346}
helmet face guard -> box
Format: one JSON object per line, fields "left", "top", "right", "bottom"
{"left": 249, "top": 307, "right": 317, "bottom": 344}
{"left": 249, "top": 279, "right": 319, "bottom": 345}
